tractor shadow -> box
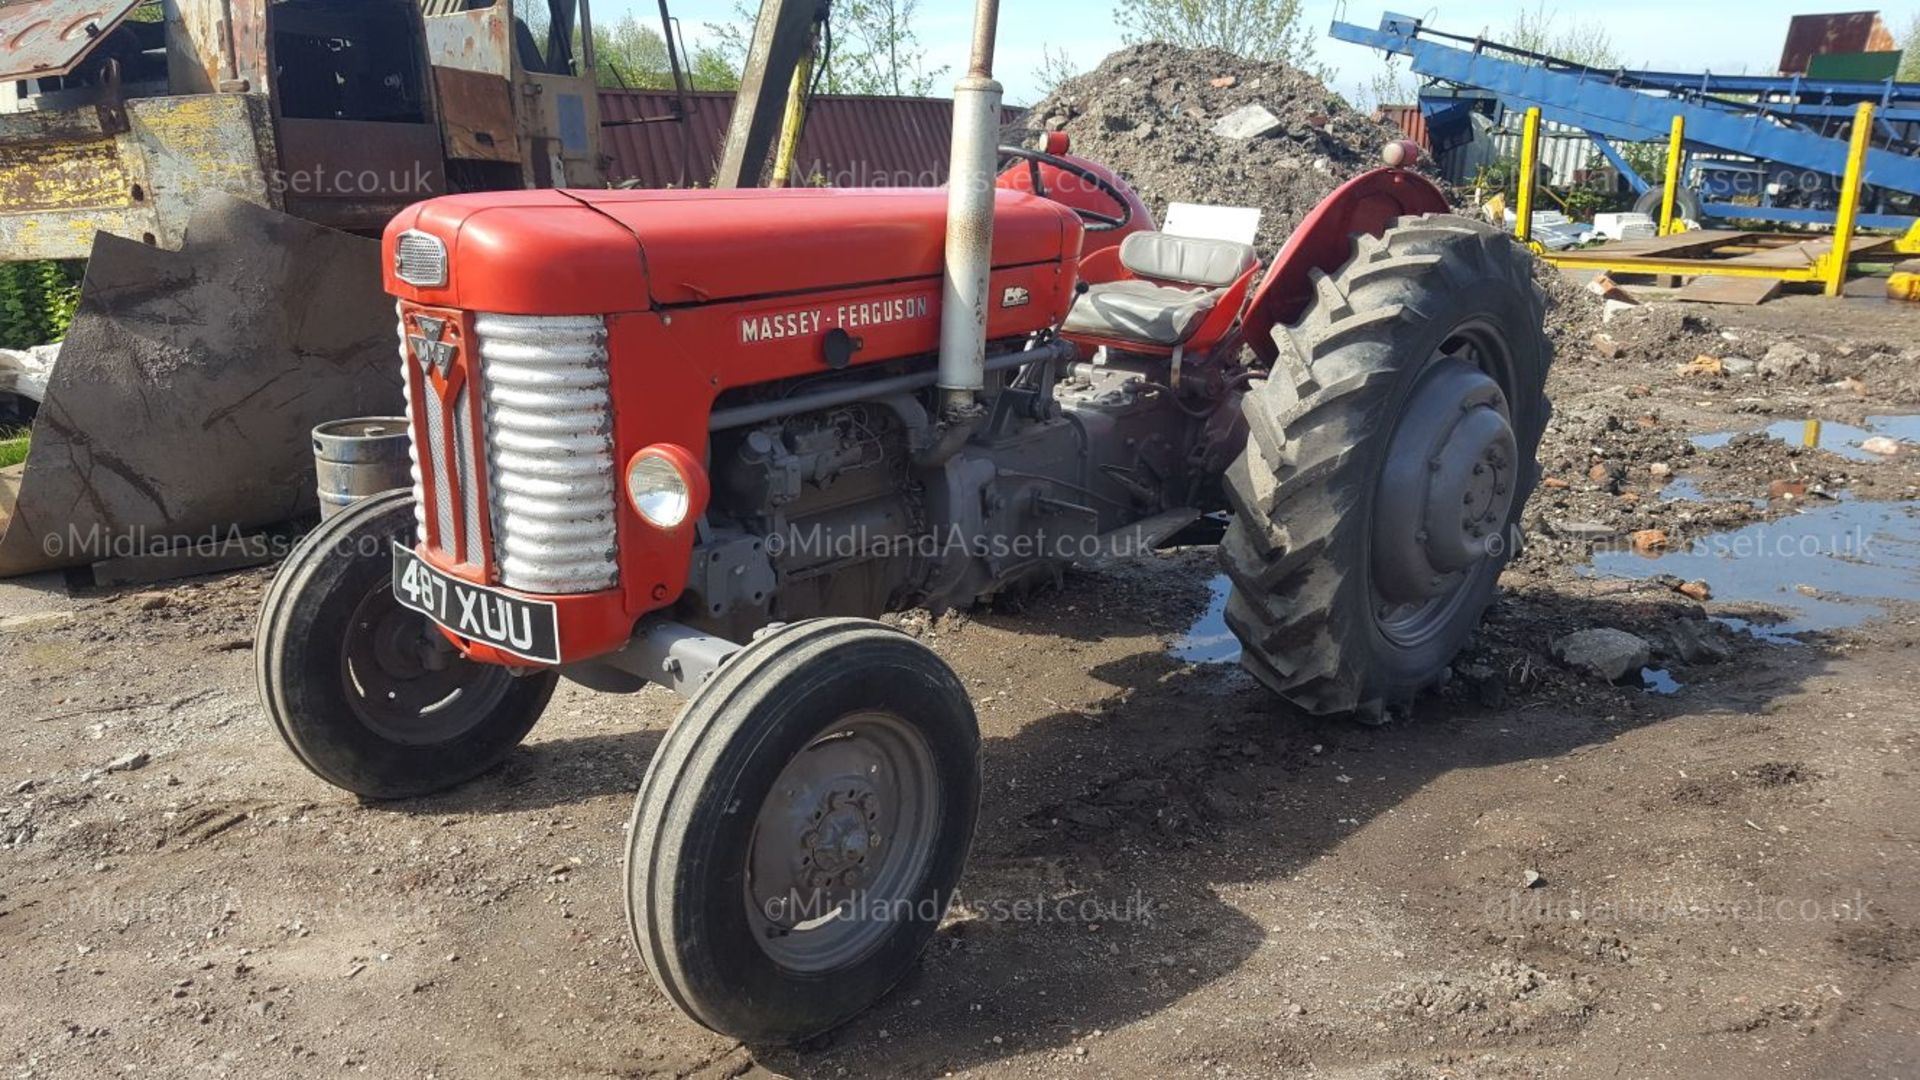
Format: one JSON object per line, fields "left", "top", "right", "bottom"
{"left": 750, "top": 558, "right": 1835, "bottom": 1077}
{"left": 374, "top": 727, "right": 668, "bottom": 815}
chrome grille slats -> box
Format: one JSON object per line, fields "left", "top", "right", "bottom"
{"left": 396, "top": 311, "right": 429, "bottom": 542}
{"left": 474, "top": 313, "right": 617, "bottom": 594}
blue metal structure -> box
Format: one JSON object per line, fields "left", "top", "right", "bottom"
{"left": 1333, "top": 12, "right": 1920, "bottom": 231}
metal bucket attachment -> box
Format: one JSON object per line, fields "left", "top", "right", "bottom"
{"left": 313, "top": 417, "right": 412, "bottom": 520}
{"left": 0, "top": 195, "right": 403, "bottom": 578}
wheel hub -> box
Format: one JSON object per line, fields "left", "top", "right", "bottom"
{"left": 341, "top": 585, "right": 512, "bottom": 744}
{"left": 745, "top": 713, "right": 940, "bottom": 973}
{"left": 1372, "top": 355, "right": 1518, "bottom": 609}
{"left": 800, "top": 790, "right": 881, "bottom": 887}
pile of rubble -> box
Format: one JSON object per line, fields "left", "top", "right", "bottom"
{"left": 1026, "top": 44, "right": 1407, "bottom": 255}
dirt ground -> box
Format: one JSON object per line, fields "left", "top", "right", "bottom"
{"left": 6, "top": 280, "right": 1920, "bottom": 1079}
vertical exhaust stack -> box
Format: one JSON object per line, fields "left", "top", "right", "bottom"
{"left": 936, "top": 0, "right": 1003, "bottom": 416}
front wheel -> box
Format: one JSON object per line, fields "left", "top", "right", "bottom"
{"left": 256, "top": 491, "right": 558, "bottom": 799}
{"left": 626, "top": 618, "right": 980, "bottom": 1044}
{"left": 1221, "top": 214, "right": 1552, "bottom": 721}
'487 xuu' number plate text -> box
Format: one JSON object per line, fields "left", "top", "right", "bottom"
{"left": 392, "top": 546, "right": 562, "bottom": 665}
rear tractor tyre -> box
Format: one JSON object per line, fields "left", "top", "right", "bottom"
{"left": 626, "top": 618, "right": 980, "bottom": 1044}
{"left": 1221, "top": 214, "right": 1552, "bottom": 721}
{"left": 256, "top": 490, "right": 558, "bottom": 799}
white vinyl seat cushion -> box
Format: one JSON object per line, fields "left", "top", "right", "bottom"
{"left": 1062, "top": 279, "right": 1225, "bottom": 346}
{"left": 1062, "top": 232, "right": 1257, "bottom": 347}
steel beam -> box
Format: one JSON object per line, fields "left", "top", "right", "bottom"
{"left": 714, "top": 0, "right": 822, "bottom": 189}
{"left": 1336, "top": 15, "right": 1920, "bottom": 199}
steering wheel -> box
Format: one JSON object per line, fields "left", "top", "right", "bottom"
{"left": 998, "top": 145, "right": 1135, "bottom": 232}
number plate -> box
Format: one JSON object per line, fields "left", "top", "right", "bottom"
{"left": 392, "top": 546, "right": 562, "bottom": 665}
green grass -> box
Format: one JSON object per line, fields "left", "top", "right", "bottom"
{"left": 0, "top": 428, "right": 29, "bottom": 469}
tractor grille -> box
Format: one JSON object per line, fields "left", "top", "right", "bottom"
{"left": 398, "top": 308, "right": 484, "bottom": 567}
{"left": 400, "top": 309, "right": 618, "bottom": 594}
{"left": 474, "top": 313, "right": 619, "bottom": 594}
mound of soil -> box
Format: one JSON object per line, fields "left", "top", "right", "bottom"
{"left": 1024, "top": 44, "right": 1408, "bottom": 255}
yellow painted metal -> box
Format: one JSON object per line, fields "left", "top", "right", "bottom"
{"left": 1, "top": 93, "right": 275, "bottom": 261}
{"left": 1658, "top": 115, "right": 1685, "bottom": 236}
{"left": 1823, "top": 102, "right": 1874, "bottom": 297}
{"left": 770, "top": 51, "right": 815, "bottom": 188}
{"left": 1540, "top": 252, "right": 1824, "bottom": 281}
{"left": 1514, "top": 107, "right": 1541, "bottom": 244}
{"left": 1803, "top": 419, "right": 1823, "bottom": 450}
{"left": 1896, "top": 220, "right": 1920, "bottom": 255}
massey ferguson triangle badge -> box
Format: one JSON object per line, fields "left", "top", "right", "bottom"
{"left": 409, "top": 315, "right": 456, "bottom": 379}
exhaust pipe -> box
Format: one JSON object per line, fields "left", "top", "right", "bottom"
{"left": 936, "top": 0, "right": 1003, "bottom": 416}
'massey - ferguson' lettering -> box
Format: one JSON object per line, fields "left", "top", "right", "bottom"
{"left": 740, "top": 295, "right": 930, "bottom": 344}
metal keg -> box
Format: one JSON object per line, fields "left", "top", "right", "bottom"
{"left": 313, "top": 418, "right": 411, "bottom": 520}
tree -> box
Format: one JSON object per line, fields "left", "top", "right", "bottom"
{"left": 1112, "top": 0, "right": 1319, "bottom": 68}
{"left": 709, "top": 0, "right": 946, "bottom": 97}
{"left": 1354, "top": 57, "right": 1415, "bottom": 112}
{"left": 590, "top": 14, "right": 739, "bottom": 91}
{"left": 1500, "top": 3, "right": 1620, "bottom": 69}
{"left": 1030, "top": 45, "right": 1080, "bottom": 105}
{"left": 1900, "top": 13, "right": 1920, "bottom": 83}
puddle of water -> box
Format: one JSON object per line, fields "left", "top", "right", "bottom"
{"left": 1173, "top": 574, "right": 1242, "bottom": 664}
{"left": 1589, "top": 496, "right": 1920, "bottom": 636}
{"left": 1653, "top": 475, "right": 1768, "bottom": 510}
{"left": 1690, "top": 414, "right": 1920, "bottom": 463}
{"left": 1640, "top": 667, "right": 1684, "bottom": 695}
{"left": 1711, "top": 615, "right": 1803, "bottom": 647}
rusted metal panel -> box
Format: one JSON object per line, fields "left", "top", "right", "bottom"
{"left": 164, "top": 0, "right": 267, "bottom": 94}
{"left": 0, "top": 0, "right": 143, "bottom": 80}
{"left": 275, "top": 117, "right": 446, "bottom": 231}
{"left": 600, "top": 89, "right": 1024, "bottom": 189}
{"left": 0, "top": 91, "right": 275, "bottom": 260}
{"left": 0, "top": 195, "right": 402, "bottom": 577}
{"left": 1778, "top": 12, "right": 1896, "bottom": 75}
{"left": 422, "top": 5, "right": 512, "bottom": 78}
{"left": 434, "top": 65, "right": 518, "bottom": 162}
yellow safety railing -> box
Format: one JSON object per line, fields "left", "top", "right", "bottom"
{"left": 1508, "top": 98, "right": 1882, "bottom": 297}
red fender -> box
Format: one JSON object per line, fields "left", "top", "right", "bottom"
{"left": 1242, "top": 168, "right": 1451, "bottom": 366}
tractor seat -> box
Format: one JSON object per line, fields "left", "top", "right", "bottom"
{"left": 1062, "top": 232, "right": 1258, "bottom": 347}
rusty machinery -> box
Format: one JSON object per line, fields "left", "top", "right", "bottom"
{"left": 0, "top": 0, "right": 617, "bottom": 578}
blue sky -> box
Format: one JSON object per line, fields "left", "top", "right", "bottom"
{"left": 600, "top": 1, "right": 1914, "bottom": 105}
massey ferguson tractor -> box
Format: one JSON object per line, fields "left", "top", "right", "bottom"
{"left": 256, "top": 1, "right": 1551, "bottom": 1043}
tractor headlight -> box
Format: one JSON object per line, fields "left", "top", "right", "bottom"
{"left": 625, "top": 445, "right": 707, "bottom": 530}
{"left": 393, "top": 230, "right": 448, "bottom": 288}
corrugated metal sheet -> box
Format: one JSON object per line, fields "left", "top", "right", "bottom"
{"left": 599, "top": 89, "right": 1023, "bottom": 189}
{"left": 1778, "top": 12, "right": 1895, "bottom": 75}
{"left": 1431, "top": 112, "right": 1596, "bottom": 189}
{"left": 1376, "top": 104, "right": 1429, "bottom": 149}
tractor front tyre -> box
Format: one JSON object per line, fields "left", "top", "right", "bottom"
{"left": 625, "top": 619, "right": 980, "bottom": 1044}
{"left": 1222, "top": 214, "right": 1552, "bottom": 721}
{"left": 256, "top": 490, "right": 558, "bottom": 799}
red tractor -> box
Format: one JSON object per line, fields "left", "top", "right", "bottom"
{"left": 256, "top": 13, "right": 1550, "bottom": 1043}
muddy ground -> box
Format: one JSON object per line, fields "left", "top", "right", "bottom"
{"left": 6, "top": 281, "right": 1920, "bottom": 1079}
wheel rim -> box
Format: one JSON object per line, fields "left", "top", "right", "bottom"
{"left": 1369, "top": 320, "right": 1520, "bottom": 650}
{"left": 339, "top": 583, "right": 516, "bottom": 745}
{"left": 745, "top": 712, "right": 942, "bottom": 973}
